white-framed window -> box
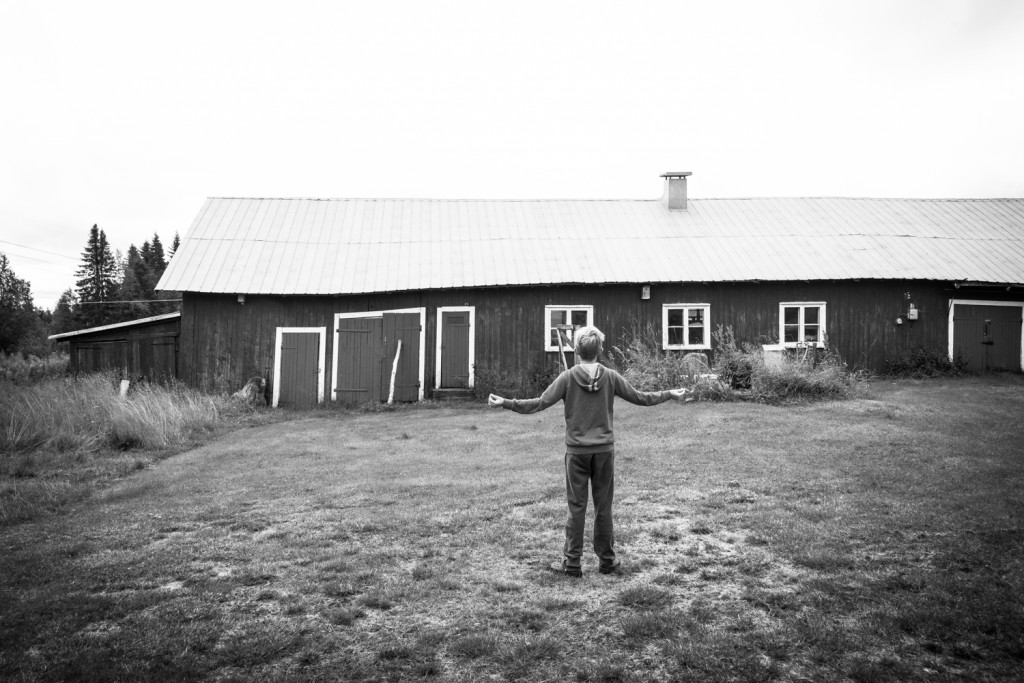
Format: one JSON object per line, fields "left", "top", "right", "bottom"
{"left": 662, "top": 303, "right": 711, "bottom": 350}
{"left": 779, "top": 301, "right": 826, "bottom": 347}
{"left": 544, "top": 305, "right": 594, "bottom": 352}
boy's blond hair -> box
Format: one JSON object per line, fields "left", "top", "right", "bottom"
{"left": 574, "top": 326, "right": 605, "bottom": 361}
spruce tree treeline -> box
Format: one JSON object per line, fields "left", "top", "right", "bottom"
{"left": 3, "top": 225, "right": 182, "bottom": 356}
{"left": 63, "top": 225, "right": 181, "bottom": 333}
{"left": 0, "top": 252, "right": 50, "bottom": 355}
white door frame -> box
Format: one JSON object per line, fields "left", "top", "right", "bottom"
{"left": 947, "top": 299, "right": 1024, "bottom": 371}
{"left": 332, "top": 307, "right": 427, "bottom": 401}
{"left": 435, "top": 305, "right": 476, "bottom": 390}
{"left": 273, "top": 327, "right": 327, "bottom": 408}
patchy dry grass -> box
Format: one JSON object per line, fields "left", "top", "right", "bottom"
{"left": 0, "top": 375, "right": 1022, "bottom": 681}
{"left": 0, "top": 374, "right": 293, "bottom": 525}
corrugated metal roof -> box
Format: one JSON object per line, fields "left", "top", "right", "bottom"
{"left": 48, "top": 312, "right": 181, "bottom": 341}
{"left": 157, "top": 197, "right": 1024, "bottom": 295}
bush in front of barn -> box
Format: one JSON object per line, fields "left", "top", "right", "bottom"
{"left": 713, "top": 325, "right": 864, "bottom": 403}
{"left": 886, "top": 346, "right": 968, "bottom": 378}
{"left": 610, "top": 323, "right": 692, "bottom": 389}
{"left": 610, "top": 324, "right": 862, "bottom": 404}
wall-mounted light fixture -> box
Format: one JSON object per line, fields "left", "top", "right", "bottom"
{"left": 237, "top": 293, "right": 246, "bottom": 305}
{"left": 641, "top": 285, "right": 651, "bottom": 300}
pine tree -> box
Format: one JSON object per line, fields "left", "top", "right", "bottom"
{"left": 169, "top": 232, "right": 181, "bottom": 258}
{"left": 51, "top": 289, "right": 79, "bottom": 336}
{"left": 74, "top": 224, "right": 118, "bottom": 328}
{"left": 116, "top": 245, "right": 156, "bottom": 321}
{"left": 0, "top": 252, "right": 39, "bottom": 354}
{"left": 143, "top": 233, "right": 167, "bottom": 281}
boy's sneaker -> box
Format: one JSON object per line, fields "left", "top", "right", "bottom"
{"left": 549, "top": 560, "right": 582, "bottom": 577}
{"left": 599, "top": 559, "right": 621, "bottom": 575}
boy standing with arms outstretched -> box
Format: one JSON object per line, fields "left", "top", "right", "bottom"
{"left": 488, "top": 326, "right": 687, "bottom": 577}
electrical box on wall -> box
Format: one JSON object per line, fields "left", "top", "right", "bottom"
{"left": 907, "top": 303, "right": 918, "bottom": 320}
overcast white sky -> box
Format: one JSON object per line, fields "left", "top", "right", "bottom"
{"left": 2, "top": 0, "right": 1023, "bottom": 309}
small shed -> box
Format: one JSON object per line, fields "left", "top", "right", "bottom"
{"left": 49, "top": 312, "right": 181, "bottom": 381}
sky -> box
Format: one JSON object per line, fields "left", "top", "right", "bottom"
{"left": 2, "top": 0, "right": 1023, "bottom": 310}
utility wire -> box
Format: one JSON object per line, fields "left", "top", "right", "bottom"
{"left": 78, "top": 299, "right": 182, "bottom": 304}
{"left": 0, "top": 239, "right": 79, "bottom": 260}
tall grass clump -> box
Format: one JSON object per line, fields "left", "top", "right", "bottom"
{"left": 610, "top": 323, "right": 732, "bottom": 400}
{"left": 610, "top": 323, "right": 692, "bottom": 390}
{"left": 712, "top": 325, "right": 864, "bottom": 404}
{"left": 0, "top": 351, "right": 70, "bottom": 385}
{"left": 0, "top": 373, "right": 219, "bottom": 454}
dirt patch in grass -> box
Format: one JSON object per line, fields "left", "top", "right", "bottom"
{"left": 1, "top": 376, "right": 1022, "bottom": 681}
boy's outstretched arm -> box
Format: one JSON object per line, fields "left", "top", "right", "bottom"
{"left": 487, "top": 374, "right": 568, "bottom": 414}
{"left": 613, "top": 372, "right": 689, "bottom": 406}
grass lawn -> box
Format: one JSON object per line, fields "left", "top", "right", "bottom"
{"left": 1, "top": 376, "right": 1022, "bottom": 681}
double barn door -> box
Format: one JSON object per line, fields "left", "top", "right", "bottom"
{"left": 335, "top": 312, "right": 422, "bottom": 406}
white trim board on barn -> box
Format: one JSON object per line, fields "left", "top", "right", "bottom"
{"left": 947, "top": 299, "right": 1024, "bottom": 372}
{"left": 435, "top": 306, "right": 475, "bottom": 390}
{"left": 273, "top": 327, "right": 327, "bottom": 408}
{"left": 332, "top": 308, "right": 427, "bottom": 405}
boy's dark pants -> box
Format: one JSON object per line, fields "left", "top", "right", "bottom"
{"left": 563, "top": 451, "right": 616, "bottom": 570}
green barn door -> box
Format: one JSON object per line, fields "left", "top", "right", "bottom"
{"left": 953, "top": 304, "right": 1023, "bottom": 372}
{"left": 279, "top": 332, "right": 320, "bottom": 409}
{"left": 336, "top": 317, "right": 383, "bottom": 406}
{"left": 382, "top": 313, "right": 421, "bottom": 402}
{"left": 440, "top": 311, "right": 471, "bottom": 388}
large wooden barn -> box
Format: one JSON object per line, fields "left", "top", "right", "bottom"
{"left": 156, "top": 173, "right": 1024, "bottom": 407}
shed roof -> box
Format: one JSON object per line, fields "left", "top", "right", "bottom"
{"left": 48, "top": 312, "right": 181, "bottom": 341}
{"left": 156, "top": 196, "right": 1024, "bottom": 295}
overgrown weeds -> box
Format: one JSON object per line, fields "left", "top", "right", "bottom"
{"left": 609, "top": 323, "right": 865, "bottom": 404}
{"left": 0, "top": 373, "right": 219, "bottom": 454}
{"left": 886, "top": 346, "right": 968, "bottom": 378}
{"left": 711, "top": 325, "right": 866, "bottom": 403}
{"left": 0, "top": 351, "right": 69, "bottom": 384}
{"left": 611, "top": 323, "right": 694, "bottom": 390}
{"left": 0, "top": 374, "right": 224, "bottom": 524}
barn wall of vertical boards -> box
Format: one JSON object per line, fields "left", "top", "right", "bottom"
{"left": 177, "top": 280, "right": 1022, "bottom": 400}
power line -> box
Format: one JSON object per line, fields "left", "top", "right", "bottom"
{"left": 0, "top": 239, "right": 79, "bottom": 260}
{"left": 78, "top": 299, "right": 182, "bottom": 304}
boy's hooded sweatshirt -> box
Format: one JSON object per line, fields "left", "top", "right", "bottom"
{"left": 502, "top": 364, "right": 674, "bottom": 454}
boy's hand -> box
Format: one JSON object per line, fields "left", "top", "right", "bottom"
{"left": 669, "top": 388, "right": 689, "bottom": 400}
{"left": 488, "top": 394, "right": 505, "bottom": 407}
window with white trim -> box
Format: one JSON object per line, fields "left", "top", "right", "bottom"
{"left": 662, "top": 303, "right": 711, "bottom": 350}
{"left": 544, "top": 305, "right": 594, "bottom": 352}
{"left": 779, "top": 302, "right": 826, "bottom": 347}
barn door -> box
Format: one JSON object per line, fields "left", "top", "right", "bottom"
{"left": 382, "top": 312, "right": 421, "bottom": 402}
{"left": 335, "top": 317, "right": 384, "bottom": 406}
{"left": 440, "top": 310, "right": 471, "bottom": 388}
{"left": 278, "top": 332, "right": 320, "bottom": 409}
{"left": 953, "top": 303, "right": 1023, "bottom": 372}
